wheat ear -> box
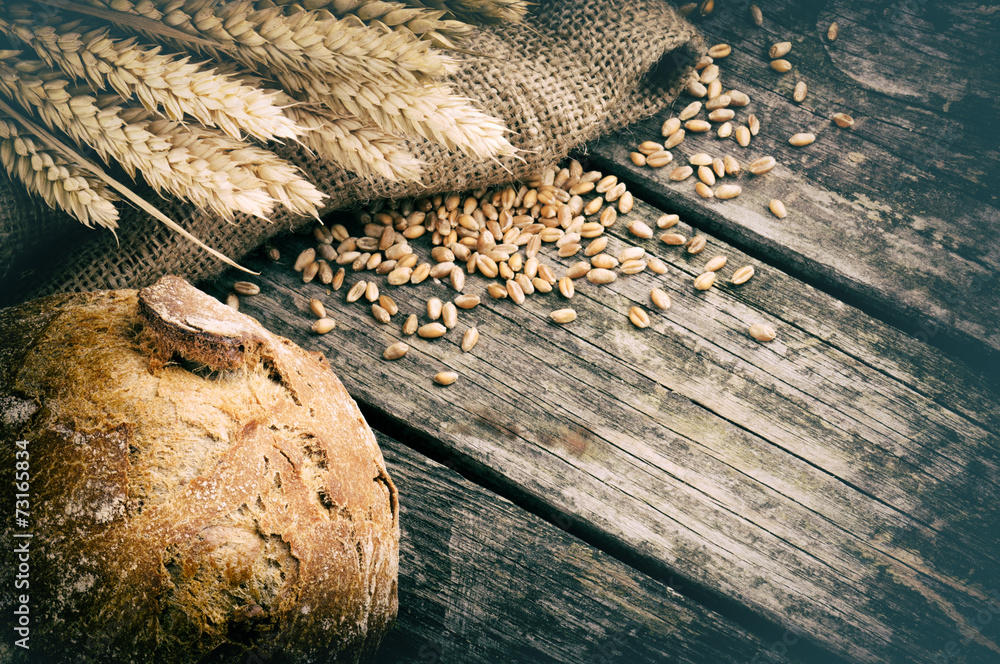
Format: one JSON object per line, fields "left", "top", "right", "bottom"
{"left": 0, "top": 57, "right": 325, "bottom": 220}
{"left": 90, "top": 0, "right": 453, "bottom": 84}
{"left": 280, "top": 70, "right": 514, "bottom": 159}
{"left": 402, "top": 0, "right": 529, "bottom": 24}
{"left": 0, "top": 13, "right": 301, "bottom": 143}
{"left": 0, "top": 116, "right": 119, "bottom": 229}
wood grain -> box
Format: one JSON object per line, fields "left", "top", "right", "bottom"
{"left": 203, "top": 189, "right": 1000, "bottom": 664}
{"left": 378, "top": 431, "right": 805, "bottom": 664}
{"left": 586, "top": 0, "right": 1000, "bottom": 368}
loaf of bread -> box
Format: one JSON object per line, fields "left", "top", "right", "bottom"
{"left": 0, "top": 276, "right": 399, "bottom": 663}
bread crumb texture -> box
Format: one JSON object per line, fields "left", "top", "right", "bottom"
{"left": 0, "top": 281, "right": 399, "bottom": 664}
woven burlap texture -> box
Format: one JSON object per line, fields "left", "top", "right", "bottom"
{"left": 0, "top": 0, "right": 704, "bottom": 306}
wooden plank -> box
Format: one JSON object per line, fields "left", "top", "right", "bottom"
{"left": 203, "top": 190, "right": 1000, "bottom": 664}
{"left": 377, "top": 431, "right": 808, "bottom": 664}
{"left": 585, "top": 0, "right": 1000, "bottom": 367}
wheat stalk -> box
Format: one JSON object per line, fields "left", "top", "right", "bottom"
{"left": 277, "top": 98, "right": 423, "bottom": 182}
{"left": 90, "top": 0, "right": 454, "bottom": 85}
{"left": 0, "top": 116, "right": 119, "bottom": 229}
{"left": 0, "top": 12, "right": 301, "bottom": 143}
{"left": 280, "top": 70, "right": 514, "bottom": 159}
{"left": 402, "top": 0, "right": 528, "bottom": 24}
{"left": 0, "top": 57, "right": 325, "bottom": 220}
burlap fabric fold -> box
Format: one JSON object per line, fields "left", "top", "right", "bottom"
{"left": 0, "top": 0, "right": 704, "bottom": 306}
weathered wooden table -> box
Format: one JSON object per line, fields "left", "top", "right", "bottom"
{"left": 203, "top": 2, "right": 1000, "bottom": 662}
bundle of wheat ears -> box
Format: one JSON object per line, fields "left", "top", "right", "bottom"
{"left": 0, "top": 0, "right": 524, "bottom": 264}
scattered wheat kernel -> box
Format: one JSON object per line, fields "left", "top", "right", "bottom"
{"left": 600, "top": 206, "right": 618, "bottom": 226}
{"left": 584, "top": 196, "right": 604, "bottom": 216}
{"left": 707, "top": 79, "right": 723, "bottom": 100}
{"left": 698, "top": 166, "right": 716, "bottom": 186}
{"left": 233, "top": 281, "right": 259, "bottom": 296}
{"left": 647, "top": 256, "right": 668, "bottom": 274}
{"left": 595, "top": 175, "right": 618, "bottom": 194}
{"left": 665, "top": 129, "right": 686, "bottom": 149}
{"left": 442, "top": 302, "right": 458, "bottom": 329}
{"left": 657, "top": 214, "right": 680, "bottom": 229}
{"left": 450, "top": 266, "right": 466, "bottom": 292}
{"left": 629, "top": 306, "right": 651, "bottom": 329}
{"left": 302, "top": 261, "right": 319, "bottom": 283}
{"left": 558, "top": 276, "right": 576, "bottom": 298}
{"left": 294, "top": 248, "right": 316, "bottom": 272}
{"left": 696, "top": 55, "right": 714, "bottom": 70}
{"left": 630, "top": 152, "right": 647, "bottom": 167}
{"left": 718, "top": 122, "right": 734, "bottom": 138}
{"left": 566, "top": 261, "right": 591, "bottom": 279}
{"left": 708, "top": 109, "right": 735, "bottom": 124}
{"left": 749, "top": 156, "right": 777, "bottom": 174}
{"left": 689, "top": 153, "right": 713, "bottom": 166}
{"left": 332, "top": 268, "right": 345, "bottom": 290}
{"left": 749, "top": 323, "right": 777, "bottom": 342}
{"left": 487, "top": 283, "right": 508, "bottom": 299}
{"left": 705, "top": 255, "right": 728, "bottom": 272}
{"left": 789, "top": 132, "right": 816, "bottom": 146}
{"left": 418, "top": 322, "right": 447, "bottom": 338}
{"left": 680, "top": 101, "right": 703, "bottom": 121}
{"left": 695, "top": 182, "right": 715, "bottom": 198}
{"left": 647, "top": 151, "right": 673, "bottom": 168}
{"left": 685, "top": 120, "right": 712, "bottom": 133}
{"left": 827, "top": 22, "right": 839, "bottom": 41}
{"left": 705, "top": 94, "right": 731, "bottom": 111}
{"left": 770, "top": 59, "right": 792, "bottom": 73}
{"left": 661, "top": 117, "right": 682, "bottom": 137}
{"left": 551, "top": 308, "right": 577, "bottom": 324}
{"left": 728, "top": 90, "right": 751, "bottom": 107}
{"left": 346, "top": 280, "right": 367, "bottom": 303}
{"left": 587, "top": 268, "right": 617, "bottom": 284}
{"left": 387, "top": 267, "right": 413, "bottom": 286}
{"left": 731, "top": 265, "right": 756, "bottom": 285}
{"left": 629, "top": 219, "right": 654, "bottom": 239}
{"left": 716, "top": 184, "right": 743, "bottom": 200}
{"left": 832, "top": 113, "right": 855, "bottom": 128}
{"left": 618, "top": 191, "right": 635, "bottom": 214}
{"left": 570, "top": 181, "right": 596, "bottom": 196}
{"left": 383, "top": 342, "right": 409, "bottom": 360}
{"left": 585, "top": 236, "right": 608, "bottom": 255}
{"left": 793, "top": 81, "right": 808, "bottom": 103}
{"left": 606, "top": 182, "right": 628, "bottom": 204}
{"left": 639, "top": 140, "right": 665, "bottom": 155}
{"left": 620, "top": 247, "right": 646, "bottom": 262}
{"left": 687, "top": 235, "right": 707, "bottom": 254}
{"left": 769, "top": 42, "right": 792, "bottom": 58}
{"left": 687, "top": 80, "right": 708, "bottom": 98}
{"left": 769, "top": 199, "right": 788, "bottom": 219}
{"left": 750, "top": 4, "right": 763, "bottom": 26}
{"left": 533, "top": 278, "right": 553, "bottom": 293}
{"left": 365, "top": 282, "right": 379, "bottom": 303}
{"left": 620, "top": 259, "right": 646, "bottom": 274}
{"left": 661, "top": 233, "right": 687, "bottom": 245}
{"left": 309, "top": 298, "right": 326, "bottom": 319}
{"left": 318, "top": 261, "right": 334, "bottom": 284}
{"left": 694, "top": 272, "right": 717, "bottom": 290}
{"left": 372, "top": 304, "right": 392, "bottom": 324}
{"left": 411, "top": 263, "right": 431, "bottom": 284}
{"left": 713, "top": 158, "right": 726, "bottom": 178}
{"left": 558, "top": 243, "right": 582, "bottom": 258}
{"left": 735, "top": 125, "right": 751, "bottom": 147}
{"left": 266, "top": 246, "right": 281, "bottom": 262}
{"left": 434, "top": 371, "right": 459, "bottom": 386}
{"left": 700, "top": 64, "right": 720, "bottom": 84}
{"left": 312, "top": 318, "right": 336, "bottom": 334}
{"left": 708, "top": 43, "right": 731, "bottom": 58}
{"left": 455, "top": 294, "right": 480, "bottom": 310}
{"left": 427, "top": 297, "right": 443, "bottom": 321}
{"left": 461, "top": 327, "right": 480, "bottom": 352}
{"left": 651, "top": 288, "right": 672, "bottom": 310}
{"left": 748, "top": 114, "right": 761, "bottom": 136}
{"left": 724, "top": 155, "right": 741, "bottom": 176}
{"left": 699, "top": 0, "right": 714, "bottom": 17}
{"left": 226, "top": 293, "right": 239, "bottom": 311}
{"left": 505, "top": 279, "right": 525, "bottom": 305}
{"left": 670, "top": 165, "right": 694, "bottom": 181}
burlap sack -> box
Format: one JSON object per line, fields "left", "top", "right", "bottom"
{"left": 0, "top": 0, "right": 704, "bottom": 306}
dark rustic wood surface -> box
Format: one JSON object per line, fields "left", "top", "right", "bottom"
{"left": 587, "top": 0, "right": 1000, "bottom": 369}
{"left": 203, "top": 185, "right": 1000, "bottom": 664}
{"left": 378, "top": 430, "right": 805, "bottom": 664}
